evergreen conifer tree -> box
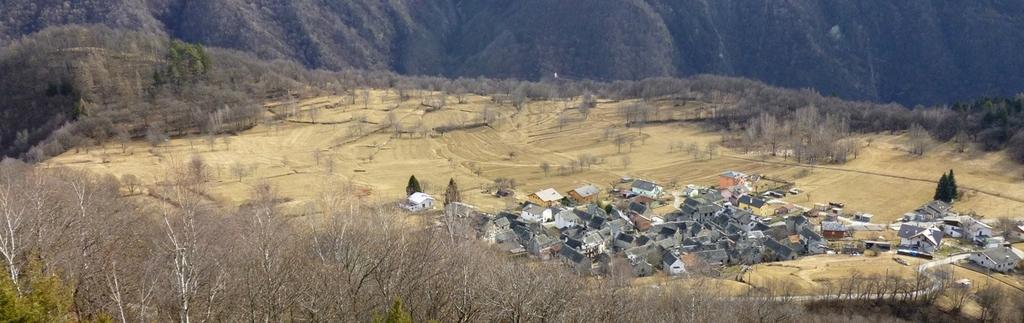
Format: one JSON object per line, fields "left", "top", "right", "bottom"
{"left": 406, "top": 175, "right": 422, "bottom": 196}
{"left": 934, "top": 173, "right": 949, "bottom": 202}
{"left": 444, "top": 178, "right": 461, "bottom": 206}
{"left": 947, "top": 170, "right": 958, "bottom": 201}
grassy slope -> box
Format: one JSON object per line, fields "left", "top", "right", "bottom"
{"left": 45, "top": 90, "right": 1024, "bottom": 221}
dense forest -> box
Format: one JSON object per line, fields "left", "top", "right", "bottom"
{"left": 1, "top": 0, "right": 1023, "bottom": 105}
{"left": 2, "top": 26, "right": 1024, "bottom": 165}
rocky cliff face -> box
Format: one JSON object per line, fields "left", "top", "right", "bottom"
{"left": 2, "top": 0, "right": 1023, "bottom": 105}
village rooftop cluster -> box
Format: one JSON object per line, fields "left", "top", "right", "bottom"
{"left": 403, "top": 171, "right": 1024, "bottom": 277}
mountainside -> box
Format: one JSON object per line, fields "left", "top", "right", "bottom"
{"left": 2, "top": 0, "right": 1023, "bottom": 105}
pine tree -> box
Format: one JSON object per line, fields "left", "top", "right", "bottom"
{"left": 444, "top": 178, "right": 461, "bottom": 206}
{"left": 405, "top": 175, "right": 422, "bottom": 196}
{"left": 947, "top": 169, "right": 958, "bottom": 201}
{"left": 934, "top": 173, "right": 949, "bottom": 202}
{"left": 0, "top": 258, "right": 74, "bottom": 322}
{"left": 373, "top": 298, "right": 412, "bottom": 323}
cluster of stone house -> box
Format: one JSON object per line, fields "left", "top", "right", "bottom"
{"left": 892, "top": 200, "right": 1024, "bottom": 272}
{"left": 473, "top": 172, "right": 833, "bottom": 276}
{"left": 448, "top": 170, "right": 1024, "bottom": 276}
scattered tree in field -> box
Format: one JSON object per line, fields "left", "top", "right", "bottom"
{"left": 121, "top": 174, "right": 141, "bottom": 195}
{"left": 686, "top": 142, "right": 700, "bottom": 159}
{"left": 493, "top": 178, "right": 517, "bottom": 193}
{"left": 933, "top": 170, "right": 958, "bottom": 203}
{"left": 231, "top": 162, "right": 250, "bottom": 182}
{"left": 540, "top": 162, "right": 551, "bottom": 177}
{"left": 444, "top": 178, "right": 461, "bottom": 206}
{"left": 188, "top": 154, "right": 210, "bottom": 183}
{"left": 706, "top": 143, "right": 718, "bottom": 159}
{"left": 975, "top": 285, "right": 1006, "bottom": 322}
{"left": 908, "top": 123, "right": 930, "bottom": 156}
{"left": 362, "top": 89, "right": 371, "bottom": 109}
{"left": 557, "top": 113, "right": 570, "bottom": 131}
{"left": 954, "top": 130, "right": 970, "bottom": 153}
{"left": 116, "top": 127, "right": 131, "bottom": 153}
{"left": 602, "top": 128, "right": 615, "bottom": 141}
{"left": 145, "top": 126, "right": 168, "bottom": 147}
{"left": 947, "top": 169, "right": 958, "bottom": 199}
{"left": 621, "top": 155, "right": 632, "bottom": 170}
{"left": 386, "top": 112, "right": 401, "bottom": 136}
{"left": 578, "top": 93, "right": 596, "bottom": 119}
{"left": 406, "top": 175, "right": 422, "bottom": 196}
{"left": 614, "top": 134, "right": 628, "bottom": 153}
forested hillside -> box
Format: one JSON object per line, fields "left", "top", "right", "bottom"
{"left": 1, "top": 0, "right": 1022, "bottom": 106}
{"left": 0, "top": 26, "right": 322, "bottom": 158}
{"left": 2, "top": 26, "right": 1022, "bottom": 164}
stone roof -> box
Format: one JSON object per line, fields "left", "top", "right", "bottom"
{"left": 632, "top": 180, "right": 658, "bottom": 192}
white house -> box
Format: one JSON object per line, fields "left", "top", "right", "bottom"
{"left": 897, "top": 224, "right": 944, "bottom": 254}
{"left": 554, "top": 209, "right": 584, "bottom": 229}
{"left": 942, "top": 216, "right": 994, "bottom": 241}
{"left": 521, "top": 204, "right": 554, "bottom": 223}
{"left": 969, "top": 247, "right": 1024, "bottom": 273}
{"left": 965, "top": 218, "right": 994, "bottom": 242}
{"left": 403, "top": 192, "right": 435, "bottom": 212}
{"left": 662, "top": 251, "right": 686, "bottom": 276}
{"left": 631, "top": 179, "right": 663, "bottom": 198}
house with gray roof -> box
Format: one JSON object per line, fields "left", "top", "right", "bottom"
{"left": 521, "top": 203, "right": 554, "bottom": 223}
{"left": 662, "top": 251, "right": 686, "bottom": 276}
{"left": 559, "top": 245, "right": 592, "bottom": 275}
{"left": 798, "top": 227, "right": 826, "bottom": 254}
{"left": 695, "top": 249, "right": 730, "bottom": 266}
{"left": 898, "top": 224, "right": 944, "bottom": 254}
{"left": 764, "top": 238, "right": 797, "bottom": 261}
{"left": 554, "top": 209, "right": 584, "bottom": 229}
{"left": 526, "top": 233, "right": 558, "bottom": 259}
{"left": 969, "top": 247, "right": 1024, "bottom": 273}
{"left": 631, "top": 179, "right": 663, "bottom": 198}
{"left": 904, "top": 200, "right": 954, "bottom": 222}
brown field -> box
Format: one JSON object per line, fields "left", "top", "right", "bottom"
{"left": 46, "top": 89, "right": 1024, "bottom": 221}
{"left": 38, "top": 89, "right": 1024, "bottom": 301}
{"left": 744, "top": 254, "right": 1024, "bottom": 296}
{"left": 743, "top": 254, "right": 927, "bottom": 295}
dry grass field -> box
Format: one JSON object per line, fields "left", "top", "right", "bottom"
{"left": 744, "top": 254, "right": 1024, "bottom": 298}
{"left": 742, "top": 254, "right": 927, "bottom": 295}
{"left": 39, "top": 88, "right": 1024, "bottom": 303}
{"left": 45, "top": 89, "right": 1024, "bottom": 221}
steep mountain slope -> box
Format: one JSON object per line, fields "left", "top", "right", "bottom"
{"left": 1, "top": 0, "right": 1023, "bottom": 105}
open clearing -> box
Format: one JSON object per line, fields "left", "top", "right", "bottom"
{"left": 743, "top": 254, "right": 927, "bottom": 295}
{"left": 45, "top": 90, "right": 1024, "bottom": 221}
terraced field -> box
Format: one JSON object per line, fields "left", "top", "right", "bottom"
{"left": 46, "top": 89, "right": 1024, "bottom": 222}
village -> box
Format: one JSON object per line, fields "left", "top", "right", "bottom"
{"left": 402, "top": 170, "right": 1024, "bottom": 281}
